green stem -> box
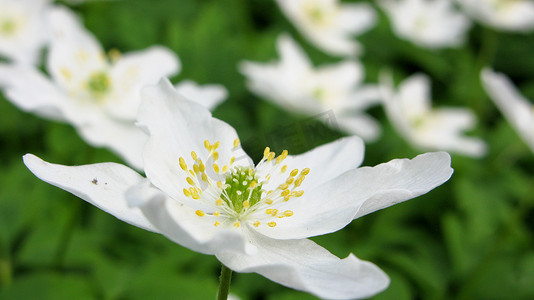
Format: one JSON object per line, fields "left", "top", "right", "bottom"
{"left": 0, "top": 258, "right": 12, "bottom": 287}
{"left": 217, "top": 264, "right": 233, "bottom": 300}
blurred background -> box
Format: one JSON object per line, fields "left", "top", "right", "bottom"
{"left": 1, "top": 0, "right": 534, "bottom": 299}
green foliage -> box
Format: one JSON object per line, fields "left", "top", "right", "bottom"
{"left": 1, "top": 0, "right": 534, "bottom": 299}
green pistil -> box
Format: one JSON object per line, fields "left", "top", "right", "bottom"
{"left": 223, "top": 167, "right": 263, "bottom": 213}
{"left": 88, "top": 72, "right": 111, "bottom": 96}
{"left": 0, "top": 19, "right": 16, "bottom": 36}
{"left": 308, "top": 7, "right": 324, "bottom": 23}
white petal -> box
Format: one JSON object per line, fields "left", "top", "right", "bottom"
{"left": 138, "top": 78, "right": 252, "bottom": 200}
{"left": 217, "top": 229, "right": 389, "bottom": 299}
{"left": 22, "top": 154, "right": 156, "bottom": 232}
{"left": 255, "top": 152, "right": 453, "bottom": 240}
{"left": 174, "top": 80, "right": 228, "bottom": 111}
{"left": 481, "top": 68, "right": 534, "bottom": 152}
{"left": 335, "top": 113, "right": 381, "bottom": 141}
{"left": 126, "top": 181, "right": 257, "bottom": 256}
{"left": 0, "top": 63, "right": 66, "bottom": 121}
{"left": 336, "top": 3, "right": 377, "bottom": 35}
{"left": 398, "top": 73, "right": 432, "bottom": 118}
{"left": 108, "top": 46, "right": 181, "bottom": 120}
{"left": 277, "top": 34, "right": 313, "bottom": 73}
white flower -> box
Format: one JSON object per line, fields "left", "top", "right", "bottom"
{"left": 175, "top": 80, "right": 228, "bottom": 111}
{"left": 0, "top": 6, "right": 180, "bottom": 170}
{"left": 481, "top": 68, "right": 534, "bottom": 153}
{"left": 0, "top": 0, "right": 51, "bottom": 65}
{"left": 275, "top": 0, "right": 376, "bottom": 56}
{"left": 380, "top": 0, "right": 471, "bottom": 48}
{"left": 240, "top": 34, "right": 382, "bottom": 141}
{"left": 456, "top": 0, "right": 534, "bottom": 31}
{"left": 380, "top": 72, "right": 487, "bottom": 157}
{"left": 24, "top": 78, "right": 454, "bottom": 299}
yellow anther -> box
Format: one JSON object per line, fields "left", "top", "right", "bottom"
{"left": 108, "top": 48, "right": 121, "bottom": 61}
{"left": 253, "top": 221, "right": 260, "bottom": 227}
{"left": 204, "top": 140, "right": 211, "bottom": 150}
{"left": 192, "top": 194, "right": 200, "bottom": 200}
{"left": 191, "top": 151, "right": 198, "bottom": 161}
{"left": 193, "top": 164, "right": 200, "bottom": 173}
{"left": 230, "top": 157, "right": 236, "bottom": 165}
{"left": 286, "top": 178, "right": 294, "bottom": 184}
{"left": 281, "top": 150, "right": 288, "bottom": 159}
{"left": 233, "top": 222, "right": 240, "bottom": 228}
{"left": 212, "top": 151, "right": 219, "bottom": 161}
{"left": 290, "top": 169, "right": 299, "bottom": 177}
{"left": 199, "top": 161, "right": 205, "bottom": 172}
{"left": 268, "top": 222, "right": 277, "bottom": 227}
{"left": 265, "top": 198, "right": 273, "bottom": 205}
{"left": 284, "top": 195, "right": 291, "bottom": 201}
{"left": 189, "top": 170, "right": 196, "bottom": 177}
{"left": 201, "top": 173, "right": 208, "bottom": 182}
{"left": 216, "top": 199, "right": 223, "bottom": 206}
{"left": 213, "top": 211, "right": 220, "bottom": 216}
{"left": 217, "top": 181, "right": 223, "bottom": 188}
{"left": 249, "top": 181, "right": 257, "bottom": 188}
{"left": 281, "top": 190, "right": 290, "bottom": 197}
{"left": 179, "top": 157, "right": 187, "bottom": 170}
{"left": 214, "top": 221, "right": 220, "bottom": 227}
{"left": 263, "top": 147, "right": 270, "bottom": 157}
{"left": 294, "top": 176, "right": 305, "bottom": 187}
{"left": 60, "top": 68, "right": 72, "bottom": 81}
{"left": 265, "top": 209, "right": 274, "bottom": 215}
{"left": 213, "top": 164, "right": 220, "bottom": 173}
{"left": 212, "top": 141, "right": 220, "bottom": 150}
{"left": 283, "top": 210, "right": 294, "bottom": 217}
{"left": 281, "top": 165, "right": 288, "bottom": 173}
{"left": 301, "top": 168, "right": 310, "bottom": 175}
{"left": 186, "top": 177, "right": 195, "bottom": 186}
{"left": 183, "top": 188, "right": 191, "bottom": 197}
{"left": 233, "top": 138, "right": 240, "bottom": 148}
{"left": 279, "top": 183, "right": 289, "bottom": 190}
{"left": 295, "top": 190, "right": 304, "bottom": 197}
{"left": 243, "top": 200, "right": 250, "bottom": 208}
{"left": 266, "top": 190, "right": 274, "bottom": 195}
{"left": 276, "top": 155, "right": 284, "bottom": 164}
{"left": 189, "top": 187, "right": 196, "bottom": 194}
{"left": 271, "top": 209, "right": 278, "bottom": 216}
{"left": 268, "top": 152, "right": 275, "bottom": 161}
{"left": 195, "top": 210, "right": 205, "bottom": 217}
{"left": 248, "top": 169, "right": 253, "bottom": 176}
{"left": 222, "top": 165, "right": 228, "bottom": 173}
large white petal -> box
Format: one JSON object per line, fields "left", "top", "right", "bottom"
{"left": 126, "top": 181, "right": 257, "bottom": 256}
{"left": 335, "top": 113, "right": 381, "bottom": 141}
{"left": 337, "top": 3, "right": 377, "bottom": 35}
{"left": 217, "top": 229, "right": 389, "bottom": 299}
{"left": 137, "top": 79, "right": 252, "bottom": 201}
{"left": 22, "top": 154, "right": 156, "bottom": 232}
{"left": 255, "top": 152, "right": 453, "bottom": 240}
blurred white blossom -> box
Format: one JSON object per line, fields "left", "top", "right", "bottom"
{"left": 24, "top": 78, "right": 454, "bottom": 299}
{"left": 456, "top": 0, "right": 534, "bottom": 31}
{"left": 380, "top": 0, "right": 471, "bottom": 48}
{"left": 275, "top": 0, "right": 376, "bottom": 56}
{"left": 0, "top": 0, "right": 51, "bottom": 65}
{"left": 481, "top": 68, "right": 534, "bottom": 153}
{"left": 175, "top": 80, "right": 227, "bottom": 111}
{"left": 380, "top": 72, "right": 487, "bottom": 157}
{"left": 0, "top": 6, "right": 180, "bottom": 170}
{"left": 240, "top": 34, "right": 382, "bottom": 141}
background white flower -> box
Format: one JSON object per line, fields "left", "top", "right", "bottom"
{"left": 275, "top": 0, "right": 376, "bottom": 56}
{"left": 175, "top": 80, "right": 228, "bottom": 111}
{"left": 380, "top": 72, "right": 487, "bottom": 157}
{"left": 456, "top": 0, "right": 534, "bottom": 31}
{"left": 23, "top": 78, "right": 454, "bottom": 299}
{"left": 380, "top": 0, "right": 471, "bottom": 48}
{"left": 0, "top": 0, "right": 51, "bottom": 65}
{"left": 0, "top": 5, "right": 180, "bottom": 170}
{"left": 481, "top": 68, "right": 534, "bottom": 153}
{"left": 240, "top": 34, "right": 382, "bottom": 141}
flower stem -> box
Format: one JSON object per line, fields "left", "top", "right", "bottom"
{"left": 217, "top": 264, "right": 233, "bottom": 300}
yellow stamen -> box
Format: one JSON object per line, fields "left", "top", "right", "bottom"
{"left": 253, "top": 221, "right": 260, "bottom": 227}
{"left": 199, "top": 161, "right": 205, "bottom": 172}
{"left": 193, "top": 164, "right": 199, "bottom": 173}
{"left": 265, "top": 209, "right": 274, "bottom": 215}
{"left": 204, "top": 140, "right": 211, "bottom": 150}
{"left": 191, "top": 151, "right": 198, "bottom": 161}
{"left": 234, "top": 222, "right": 240, "bottom": 228}
{"left": 268, "top": 152, "right": 275, "bottom": 161}
{"left": 196, "top": 210, "right": 205, "bottom": 217}
{"left": 301, "top": 168, "right": 310, "bottom": 175}
{"left": 263, "top": 147, "right": 270, "bottom": 157}
{"left": 222, "top": 165, "right": 228, "bottom": 173}
{"left": 213, "top": 164, "right": 220, "bottom": 173}
{"left": 233, "top": 138, "right": 240, "bottom": 148}
{"left": 243, "top": 200, "right": 250, "bottom": 208}
{"left": 201, "top": 173, "right": 208, "bottom": 182}
{"left": 265, "top": 198, "right": 273, "bottom": 205}
{"left": 179, "top": 157, "right": 187, "bottom": 170}
{"left": 213, "top": 141, "right": 220, "bottom": 149}
{"left": 217, "top": 181, "right": 223, "bottom": 188}
{"left": 214, "top": 221, "right": 220, "bottom": 227}
{"left": 286, "top": 178, "right": 294, "bottom": 184}
{"left": 230, "top": 157, "right": 236, "bottom": 165}
{"left": 214, "top": 211, "right": 220, "bottom": 216}
{"left": 213, "top": 151, "right": 219, "bottom": 161}
{"left": 183, "top": 188, "right": 191, "bottom": 197}
{"left": 290, "top": 169, "right": 299, "bottom": 177}
{"left": 268, "top": 222, "right": 277, "bottom": 227}
{"left": 281, "top": 190, "right": 290, "bottom": 197}
{"left": 281, "top": 165, "right": 288, "bottom": 173}
{"left": 216, "top": 199, "right": 223, "bottom": 206}
{"left": 186, "top": 177, "right": 195, "bottom": 185}
{"left": 283, "top": 210, "right": 293, "bottom": 217}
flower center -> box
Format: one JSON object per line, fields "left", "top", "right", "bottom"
{"left": 0, "top": 18, "right": 17, "bottom": 36}
{"left": 178, "top": 139, "right": 309, "bottom": 229}
{"left": 87, "top": 71, "right": 111, "bottom": 96}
